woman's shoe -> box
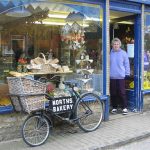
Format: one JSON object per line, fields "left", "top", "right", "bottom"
{"left": 111, "top": 108, "right": 117, "bottom": 114}
{"left": 122, "top": 108, "right": 128, "bottom": 115}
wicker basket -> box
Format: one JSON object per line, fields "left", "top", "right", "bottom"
{"left": 31, "top": 64, "right": 56, "bottom": 73}
{"left": 7, "top": 77, "right": 47, "bottom": 113}
{"left": 31, "top": 53, "right": 56, "bottom": 73}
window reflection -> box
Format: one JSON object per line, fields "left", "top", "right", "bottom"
{"left": 0, "top": 1, "right": 103, "bottom": 93}
{"left": 144, "top": 14, "right": 150, "bottom": 89}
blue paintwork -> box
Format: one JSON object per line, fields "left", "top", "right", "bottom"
{"left": 110, "top": 0, "right": 141, "bottom": 13}
{"left": 102, "top": 0, "right": 107, "bottom": 96}
{"left": 100, "top": 95, "right": 109, "bottom": 121}
{"left": 102, "top": 1, "right": 109, "bottom": 121}
{"left": 127, "top": 0, "right": 150, "bottom": 5}
{"left": 134, "top": 14, "right": 142, "bottom": 111}
{"left": 142, "top": 90, "right": 150, "bottom": 95}
{"left": 0, "top": 106, "right": 14, "bottom": 114}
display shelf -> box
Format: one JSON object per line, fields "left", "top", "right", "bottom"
{"left": 81, "top": 88, "right": 94, "bottom": 92}
{"left": 142, "top": 90, "right": 150, "bottom": 95}
{"left": 75, "top": 57, "right": 94, "bottom": 92}
{"left": 76, "top": 59, "right": 93, "bottom": 64}
{"left": 75, "top": 58, "right": 94, "bottom": 73}
{"left": 76, "top": 69, "right": 94, "bottom": 74}
{"left": 9, "top": 70, "right": 73, "bottom": 77}
{"left": 76, "top": 78, "right": 92, "bottom": 84}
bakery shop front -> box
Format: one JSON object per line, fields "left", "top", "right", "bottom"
{"left": 0, "top": 0, "right": 104, "bottom": 114}
{"left": 0, "top": 0, "right": 150, "bottom": 116}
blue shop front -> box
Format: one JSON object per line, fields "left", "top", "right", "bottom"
{"left": 0, "top": 0, "right": 150, "bottom": 118}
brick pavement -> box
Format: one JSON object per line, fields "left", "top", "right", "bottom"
{"left": 1, "top": 111, "right": 150, "bottom": 150}
{"left": 47, "top": 111, "right": 150, "bottom": 150}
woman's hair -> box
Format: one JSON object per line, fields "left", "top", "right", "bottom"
{"left": 111, "top": 38, "right": 122, "bottom": 46}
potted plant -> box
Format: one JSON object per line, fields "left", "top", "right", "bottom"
{"left": 17, "top": 58, "right": 27, "bottom": 72}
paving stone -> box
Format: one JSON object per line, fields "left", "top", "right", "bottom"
{"left": 1, "top": 111, "right": 150, "bottom": 149}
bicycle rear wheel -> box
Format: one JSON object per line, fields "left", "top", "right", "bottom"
{"left": 76, "top": 92, "right": 103, "bottom": 132}
{"left": 21, "top": 114, "right": 50, "bottom": 147}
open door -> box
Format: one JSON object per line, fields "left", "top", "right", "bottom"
{"left": 110, "top": 10, "right": 137, "bottom": 111}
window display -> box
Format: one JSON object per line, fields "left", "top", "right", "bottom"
{"left": 0, "top": 1, "right": 103, "bottom": 95}
{"left": 144, "top": 14, "right": 150, "bottom": 89}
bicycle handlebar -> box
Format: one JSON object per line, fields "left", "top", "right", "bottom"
{"left": 63, "top": 81, "right": 75, "bottom": 89}
{"left": 38, "top": 75, "right": 61, "bottom": 83}
{"left": 38, "top": 76, "right": 78, "bottom": 90}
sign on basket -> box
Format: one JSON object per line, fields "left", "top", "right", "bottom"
{"left": 49, "top": 96, "right": 75, "bottom": 113}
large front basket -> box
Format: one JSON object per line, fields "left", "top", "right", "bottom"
{"left": 7, "top": 77, "right": 47, "bottom": 113}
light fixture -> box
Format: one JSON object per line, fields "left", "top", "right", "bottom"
{"left": 48, "top": 12, "right": 101, "bottom": 22}
{"left": 117, "top": 21, "right": 134, "bottom": 25}
{"left": 6, "top": 6, "right": 31, "bottom": 18}
{"left": 86, "top": 17, "right": 100, "bottom": 21}
{"left": 34, "top": 21, "right": 89, "bottom": 27}
{"left": 48, "top": 14, "right": 68, "bottom": 19}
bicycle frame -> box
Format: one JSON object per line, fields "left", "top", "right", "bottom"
{"left": 29, "top": 85, "right": 94, "bottom": 125}
{"left": 9, "top": 80, "right": 96, "bottom": 126}
{"left": 45, "top": 88, "right": 80, "bottom": 123}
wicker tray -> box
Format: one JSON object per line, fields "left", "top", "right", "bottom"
{"left": 31, "top": 64, "right": 56, "bottom": 73}
{"left": 7, "top": 77, "right": 47, "bottom": 113}
{"left": 31, "top": 53, "right": 56, "bottom": 73}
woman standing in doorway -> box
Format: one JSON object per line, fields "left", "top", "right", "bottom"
{"left": 110, "top": 38, "right": 130, "bottom": 115}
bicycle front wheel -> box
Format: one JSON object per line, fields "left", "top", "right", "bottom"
{"left": 21, "top": 114, "right": 50, "bottom": 147}
{"left": 76, "top": 92, "right": 103, "bottom": 132}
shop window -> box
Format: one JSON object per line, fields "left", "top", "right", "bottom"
{"left": 0, "top": 1, "right": 103, "bottom": 93}
{"left": 144, "top": 14, "right": 150, "bottom": 90}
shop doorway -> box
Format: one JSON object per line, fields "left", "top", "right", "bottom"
{"left": 110, "top": 10, "right": 136, "bottom": 111}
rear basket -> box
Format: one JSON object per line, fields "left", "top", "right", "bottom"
{"left": 7, "top": 77, "right": 47, "bottom": 113}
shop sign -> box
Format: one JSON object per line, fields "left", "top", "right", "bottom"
{"left": 49, "top": 96, "right": 75, "bottom": 113}
{"left": 127, "top": 0, "right": 150, "bottom": 4}
{"left": 127, "top": 44, "right": 134, "bottom": 58}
